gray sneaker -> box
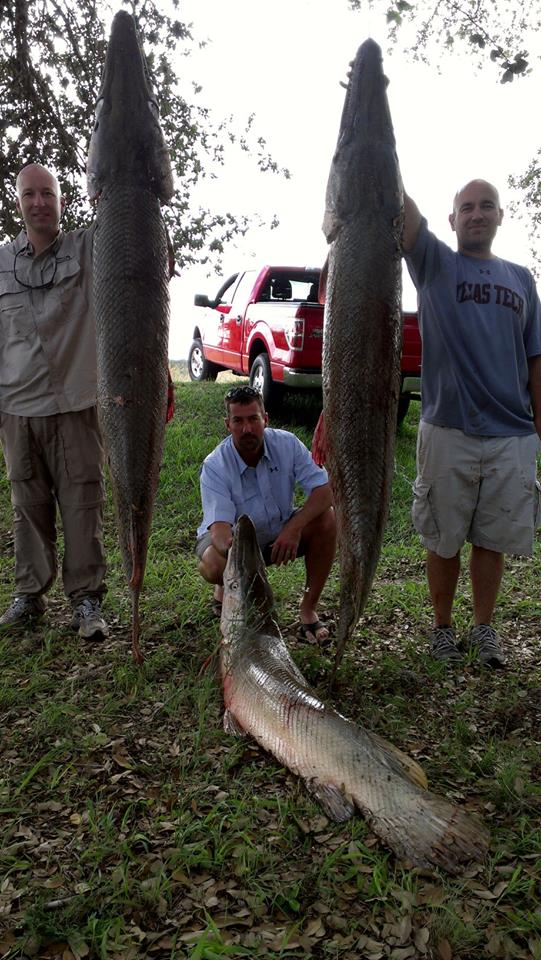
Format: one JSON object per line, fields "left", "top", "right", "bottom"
{"left": 0, "top": 595, "right": 46, "bottom": 632}
{"left": 71, "top": 597, "right": 109, "bottom": 640}
{"left": 429, "top": 625, "right": 464, "bottom": 662}
{"left": 470, "top": 624, "right": 506, "bottom": 668}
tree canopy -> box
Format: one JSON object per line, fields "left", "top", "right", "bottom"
{"left": 349, "top": 0, "right": 541, "bottom": 262}
{"left": 351, "top": 0, "right": 533, "bottom": 83}
{"left": 0, "top": 0, "right": 287, "bottom": 266}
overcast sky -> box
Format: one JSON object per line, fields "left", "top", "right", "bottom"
{"left": 168, "top": 0, "right": 541, "bottom": 358}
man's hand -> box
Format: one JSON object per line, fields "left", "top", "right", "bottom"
{"left": 270, "top": 483, "right": 333, "bottom": 565}
{"left": 312, "top": 411, "right": 326, "bottom": 466}
{"left": 270, "top": 519, "right": 302, "bottom": 566}
{"left": 210, "top": 521, "right": 233, "bottom": 558}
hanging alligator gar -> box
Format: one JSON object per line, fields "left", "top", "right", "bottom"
{"left": 322, "top": 39, "right": 403, "bottom": 680}
{"left": 87, "top": 10, "right": 174, "bottom": 662}
{"left": 220, "top": 515, "right": 489, "bottom": 874}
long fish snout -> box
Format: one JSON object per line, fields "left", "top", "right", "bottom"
{"left": 87, "top": 10, "right": 174, "bottom": 202}
{"left": 221, "top": 516, "right": 275, "bottom": 635}
{"left": 323, "top": 37, "right": 398, "bottom": 243}
{"left": 227, "top": 516, "right": 266, "bottom": 575}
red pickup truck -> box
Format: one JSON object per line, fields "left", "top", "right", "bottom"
{"left": 188, "top": 265, "right": 421, "bottom": 424}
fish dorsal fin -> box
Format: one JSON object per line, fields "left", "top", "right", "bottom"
{"left": 368, "top": 731, "right": 428, "bottom": 790}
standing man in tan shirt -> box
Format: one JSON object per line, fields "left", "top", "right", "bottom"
{"left": 0, "top": 162, "right": 108, "bottom": 639}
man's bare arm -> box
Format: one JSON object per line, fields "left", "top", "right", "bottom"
{"left": 402, "top": 193, "right": 423, "bottom": 253}
{"left": 270, "top": 484, "right": 333, "bottom": 565}
{"left": 210, "top": 521, "right": 234, "bottom": 557}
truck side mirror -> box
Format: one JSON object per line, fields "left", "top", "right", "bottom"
{"left": 194, "top": 293, "right": 222, "bottom": 309}
{"left": 194, "top": 293, "right": 210, "bottom": 308}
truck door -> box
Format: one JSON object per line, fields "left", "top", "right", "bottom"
{"left": 202, "top": 273, "right": 240, "bottom": 365}
{"left": 219, "top": 270, "right": 257, "bottom": 367}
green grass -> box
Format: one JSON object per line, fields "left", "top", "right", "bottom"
{"left": 0, "top": 375, "right": 540, "bottom": 959}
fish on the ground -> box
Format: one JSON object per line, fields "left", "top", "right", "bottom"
{"left": 322, "top": 39, "right": 403, "bottom": 678}
{"left": 87, "top": 10, "right": 174, "bottom": 662}
{"left": 220, "top": 515, "right": 489, "bottom": 874}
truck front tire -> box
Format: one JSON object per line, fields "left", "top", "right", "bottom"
{"left": 188, "top": 339, "right": 219, "bottom": 382}
{"left": 249, "top": 353, "right": 281, "bottom": 411}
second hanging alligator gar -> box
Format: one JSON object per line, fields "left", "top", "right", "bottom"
{"left": 322, "top": 39, "right": 403, "bottom": 678}
{"left": 220, "top": 515, "right": 489, "bottom": 874}
{"left": 87, "top": 11, "right": 174, "bottom": 662}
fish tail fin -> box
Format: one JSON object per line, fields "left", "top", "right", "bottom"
{"left": 362, "top": 788, "right": 490, "bottom": 874}
{"left": 330, "top": 624, "right": 350, "bottom": 686}
{"left": 330, "top": 595, "right": 358, "bottom": 684}
{"left": 128, "top": 509, "right": 145, "bottom": 664}
{"left": 128, "top": 508, "right": 146, "bottom": 590}
{"left": 331, "top": 554, "right": 375, "bottom": 683}
{"left": 131, "top": 588, "right": 144, "bottom": 664}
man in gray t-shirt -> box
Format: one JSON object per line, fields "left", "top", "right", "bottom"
{"left": 402, "top": 179, "right": 541, "bottom": 667}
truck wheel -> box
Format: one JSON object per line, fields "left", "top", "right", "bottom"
{"left": 188, "top": 339, "right": 219, "bottom": 382}
{"left": 396, "top": 394, "right": 410, "bottom": 426}
{"left": 249, "top": 353, "right": 281, "bottom": 410}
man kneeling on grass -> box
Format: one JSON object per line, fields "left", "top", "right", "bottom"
{"left": 195, "top": 386, "right": 336, "bottom": 642}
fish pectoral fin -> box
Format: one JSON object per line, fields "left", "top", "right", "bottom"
{"left": 223, "top": 709, "right": 247, "bottom": 737}
{"left": 322, "top": 209, "right": 343, "bottom": 244}
{"left": 306, "top": 779, "right": 354, "bottom": 822}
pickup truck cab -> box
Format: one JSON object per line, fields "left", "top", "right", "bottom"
{"left": 189, "top": 264, "right": 421, "bottom": 423}
{"left": 189, "top": 266, "right": 323, "bottom": 406}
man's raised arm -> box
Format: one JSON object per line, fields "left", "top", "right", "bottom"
{"left": 402, "top": 192, "right": 423, "bottom": 253}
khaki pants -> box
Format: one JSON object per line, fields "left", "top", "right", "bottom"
{"left": 0, "top": 408, "right": 107, "bottom": 602}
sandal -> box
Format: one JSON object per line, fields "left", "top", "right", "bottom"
{"left": 298, "top": 620, "right": 330, "bottom": 644}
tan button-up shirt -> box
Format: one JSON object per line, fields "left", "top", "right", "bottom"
{"left": 0, "top": 227, "right": 96, "bottom": 416}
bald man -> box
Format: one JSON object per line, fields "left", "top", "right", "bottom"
{"left": 0, "top": 163, "right": 108, "bottom": 640}
{"left": 402, "top": 180, "right": 541, "bottom": 668}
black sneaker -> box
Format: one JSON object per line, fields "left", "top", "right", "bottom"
{"left": 0, "top": 595, "right": 46, "bottom": 632}
{"left": 71, "top": 597, "right": 109, "bottom": 640}
{"left": 470, "top": 624, "right": 506, "bottom": 668}
{"left": 429, "top": 625, "right": 464, "bottom": 663}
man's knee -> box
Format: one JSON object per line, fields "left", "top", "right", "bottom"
{"left": 303, "top": 506, "right": 337, "bottom": 549}
{"left": 310, "top": 506, "right": 336, "bottom": 538}
{"left": 198, "top": 546, "right": 226, "bottom": 584}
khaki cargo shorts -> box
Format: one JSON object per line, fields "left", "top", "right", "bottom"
{"left": 412, "top": 421, "right": 541, "bottom": 558}
{"left": 195, "top": 510, "right": 304, "bottom": 564}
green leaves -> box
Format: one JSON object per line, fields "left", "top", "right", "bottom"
{"left": 0, "top": 1, "right": 283, "bottom": 268}
{"left": 386, "top": 0, "right": 413, "bottom": 25}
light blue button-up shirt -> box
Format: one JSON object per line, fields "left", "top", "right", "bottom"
{"left": 197, "top": 427, "right": 329, "bottom": 545}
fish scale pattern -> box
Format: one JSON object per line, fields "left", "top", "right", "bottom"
{"left": 221, "top": 519, "right": 489, "bottom": 874}
{"left": 226, "top": 631, "right": 489, "bottom": 874}
{"left": 93, "top": 182, "right": 169, "bottom": 587}
{"left": 322, "top": 40, "right": 404, "bottom": 672}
